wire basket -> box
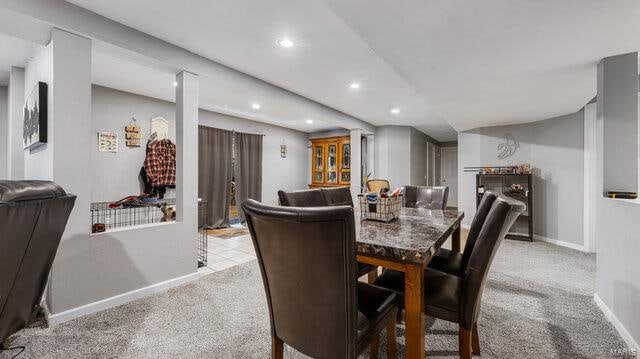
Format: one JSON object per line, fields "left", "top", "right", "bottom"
{"left": 198, "top": 200, "right": 208, "bottom": 267}
{"left": 358, "top": 194, "right": 403, "bottom": 222}
{"left": 90, "top": 198, "right": 175, "bottom": 232}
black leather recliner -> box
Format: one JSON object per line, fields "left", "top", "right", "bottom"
{"left": 0, "top": 181, "right": 76, "bottom": 344}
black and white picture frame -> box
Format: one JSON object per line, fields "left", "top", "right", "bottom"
{"left": 23, "top": 81, "right": 48, "bottom": 150}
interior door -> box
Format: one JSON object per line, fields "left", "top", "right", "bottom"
{"left": 440, "top": 147, "right": 458, "bottom": 208}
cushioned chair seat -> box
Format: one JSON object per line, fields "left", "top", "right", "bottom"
{"left": 372, "top": 267, "right": 464, "bottom": 323}
{"left": 356, "top": 282, "right": 397, "bottom": 351}
{"left": 424, "top": 268, "right": 463, "bottom": 323}
{"left": 428, "top": 248, "right": 464, "bottom": 276}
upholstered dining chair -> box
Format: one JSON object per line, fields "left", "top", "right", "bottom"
{"left": 403, "top": 185, "right": 449, "bottom": 210}
{"left": 321, "top": 186, "right": 354, "bottom": 207}
{"left": 366, "top": 179, "right": 390, "bottom": 193}
{"left": 242, "top": 199, "right": 399, "bottom": 359}
{"left": 373, "top": 195, "right": 526, "bottom": 359}
{"left": 427, "top": 191, "right": 498, "bottom": 277}
{"left": 278, "top": 188, "right": 376, "bottom": 279}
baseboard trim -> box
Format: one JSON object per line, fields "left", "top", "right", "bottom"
{"left": 47, "top": 272, "right": 199, "bottom": 326}
{"left": 594, "top": 294, "right": 640, "bottom": 355}
{"left": 533, "top": 234, "right": 588, "bottom": 252}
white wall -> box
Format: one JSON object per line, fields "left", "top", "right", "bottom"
{"left": 375, "top": 125, "right": 441, "bottom": 189}
{"left": 458, "top": 110, "right": 585, "bottom": 247}
{"left": 7, "top": 66, "right": 24, "bottom": 179}
{"left": 593, "top": 54, "right": 640, "bottom": 352}
{"left": 91, "top": 85, "right": 176, "bottom": 202}
{"left": 90, "top": 85, "right": 309, "bottom": 205}
{"left": 199, "top": 110, "right": 309, "bottom": 205}
{"left": 20, "top": 30, "right": 200, "bottom": 323}
{"left": 0, "top": 86, "right": 7, "bottom": 178}
{"left": 410, "top": 127, "right": 428, "bottom": 186}
{"left": 375, "top": 126, "right": 411, "bottom": 189}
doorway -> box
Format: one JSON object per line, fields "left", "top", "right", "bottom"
{"left": 441, "top": 147, "right": 458, "bottom": 208}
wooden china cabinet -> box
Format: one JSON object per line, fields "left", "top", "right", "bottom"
{"left": 309, "top": 136, "right": 351, "bottom": 188}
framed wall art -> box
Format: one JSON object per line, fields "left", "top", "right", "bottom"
{"left": 23, "top": 81, "right": 48, "bottom": 150}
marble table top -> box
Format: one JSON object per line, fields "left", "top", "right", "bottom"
{"left": 355, "top": 207, "right": 464, "bottom": 264}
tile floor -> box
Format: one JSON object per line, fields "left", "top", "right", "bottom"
{"left": 198, "top": 233, "right": 256, "bottom": 277}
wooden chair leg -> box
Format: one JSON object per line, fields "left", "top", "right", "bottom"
{"left": 459, "top": 326, "right": 472, "bottom": 359}
{"left": 396, "top": 309, "right": 403, "bottom": 324}
{"left": 471, "top": 322, "right": 481, "bottom": 355}
{"left": 367, "top": 268, "right": 379, "bottom": 283}
{"left": 386, "top": 319, "right": 397, "bottom": 359}
{"left": 272, "top": 335, "right": 284, "bottom": 359}
{"left": 370, "top": 334, "right": 380, "bottom": 359}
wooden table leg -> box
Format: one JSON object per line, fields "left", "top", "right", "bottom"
{"left": 404, "top": 263, "right": 425, "bottom": 359}
{"left": 451, "top": 225, "right": 461, "bottom": 253}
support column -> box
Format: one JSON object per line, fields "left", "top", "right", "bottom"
{"left": 0, "top": 86, "right": 7, "bottom": 178}
{"left": 597, "top": 52, "right": 638, "bottom": 194}
{"left": 350, "top": 128, "right": 362, "bottom": 199}
{"left": 175, "top": 71, "right": 199, "bottom": 231}
{"left": 366, "top": 134, "right": 375, "bottom": 180}
{"left": 7, "top": 66, "right": 24, "bottom": 179}
{"left": 49, "top": 29, "right": 92, "bottom": 239}
{"left": 45, "top": 29, "right": 92, "bottom": 315}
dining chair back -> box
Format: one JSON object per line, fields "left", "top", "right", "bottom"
{"left": 322, "top": 187, "right": 354, "bottom": 207}
{"left": 366, "top": 179, "right": 390, "bottom": 193}
{"left": 403, "top": 185, "right": 449, "bottom": 210}
{"left": 243, "top": 199, "right": 359, "bottom": 358}
{"left": 459, "top": 191, "right": 498, "bottom": 270}
{"left": 277, "top": 188, "right": 375, "bottom": 280}
{"left": 460, "top": 195, "right": 526, "bottom": 330}
{"left": 277, "top": 188, "right": 326, "bottom": 207}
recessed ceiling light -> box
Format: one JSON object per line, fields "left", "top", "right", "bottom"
{"left": 252, "top": 103, "right": 261, "bottom": 110}
{"left": 390, "top": 108, "right": 400, "bottom": 114}
{"left": 349, "top": 82, "right": 361, "bottom": 89}
{"left": 277, "top": 38, "right": 294, "bottom": 48}
{"left": 305, "top": 119, "right": 314, "bottom": 124}
{"left": 173, "top": 81, "right": 178, "bottom": 87}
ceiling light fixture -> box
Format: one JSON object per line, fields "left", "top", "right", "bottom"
{"left": 349, "top": 82, "right": 361, "bottom": 89}
{"left": 252, "top": 103, "right": 261, "bottom": 110}
{"left": 173, "top": 81, "right": 178, "bottom": 87}
{"left": 277, "top": 37, "right": 294, "bottom": 48}
{"left": 390, "top": 108, "right": 400, "bottom": 114}
{"left": 305, "top": 119, "right": 314, "bottom": 124}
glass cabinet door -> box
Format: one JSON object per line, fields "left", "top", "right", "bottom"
{"left": 326, "top": 143, "right": 337, "bottom": 183}
{"left": 312, "top": 144, "right": 324, "bottom": 183}
{"left": 341, "top": 143, "right": 350, "bottom": 169}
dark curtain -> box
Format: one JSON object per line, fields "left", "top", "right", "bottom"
{"left": 235, "top": 132, "right": 263, "bottom": 222}
{"left": 198, "top": 126, "right": 233, "bottom": 228}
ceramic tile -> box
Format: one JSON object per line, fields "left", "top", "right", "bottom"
{"left": 209, "top": 259, "right": 236, "bottom": 271}
{"left": 217, "top": 249, "right": 246, "bottom": 260}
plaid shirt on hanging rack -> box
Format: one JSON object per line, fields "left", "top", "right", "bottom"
{"left": 144, "top": 139, "right": 176, "bottom": 187}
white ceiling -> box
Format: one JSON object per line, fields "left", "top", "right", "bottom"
{"left": 91, "top": 50, "right": 364, "bottom": 133}
{"left": 39, "top": 0, "right": 640, "bottom": 136}
{"left": 322, "top": 0, "right": 640, "bottom": 131}
{"left": 0, "top": 32, "right": 38, "bottom": 85}
{"left": 67, "top": 0, "right": 457, "bottom": 140}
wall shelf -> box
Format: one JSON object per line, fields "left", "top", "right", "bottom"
{"left": 476, "top": 173, "right": 533, "bottom": 241}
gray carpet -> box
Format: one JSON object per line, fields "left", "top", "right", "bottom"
{"left": 2, "top": 241, "right": 633, "bottom": 358}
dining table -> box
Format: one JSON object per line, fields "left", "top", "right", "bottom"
{"left": 355, "top": 207, "right": 464, "bottom": 359}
